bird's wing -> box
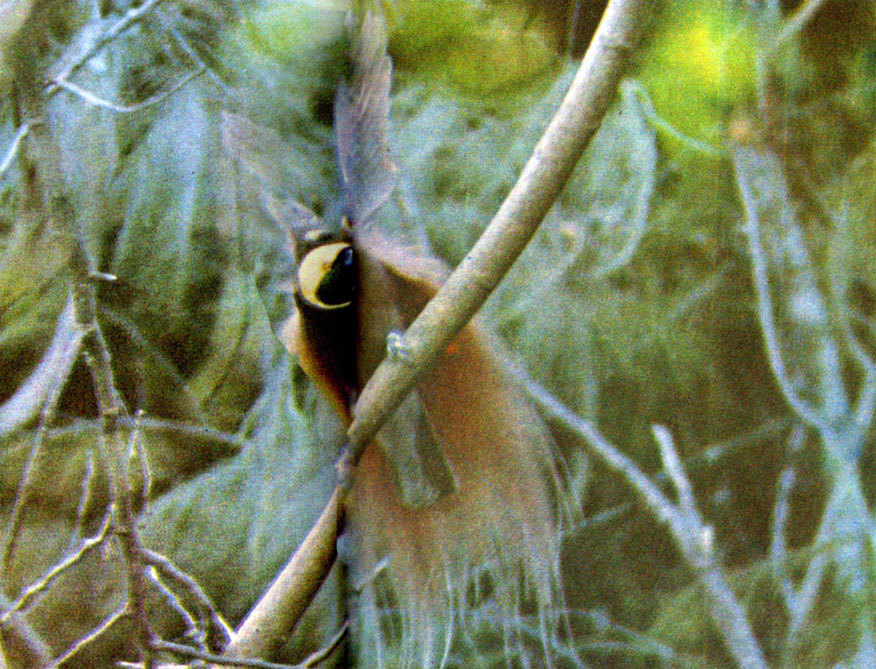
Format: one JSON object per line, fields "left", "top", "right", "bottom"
{"left": 334, "top": 12, "right": 397, "bottom": 226}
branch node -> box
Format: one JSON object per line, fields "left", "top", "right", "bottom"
{"left": 88, "top": 271, "right": 118, "bottom": 283}
{"left": 385, "top": 330, "right": 413, "bottom": 362}
{"left": 698, "top": 525, "right": 715, "bottom": 558}
{"left": 335, "top": 444, "right": 354, "bottom": 492}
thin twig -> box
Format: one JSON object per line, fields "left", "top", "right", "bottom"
{"left": 828, "top": 265, "right": 876, "bottom": 430}
{"left": 120, "top": 622, "right": 348, "bottom": 669}
{"left": 514, "top": 368, "right": 679, "bottom": 524}
{"left": 0, "top": 605, "right": 52, "bottom": 667}
{"left": 46, "top": 604, "right": 127, "bottom": 668}
{"left": 39, "top": 415, "right": 243, "bottom": 457}
{"left": 566, "top": 421, "right": 789, "bottom": 537}
{"left": 771, "top": 424, "right": 806, "bottom": 666}
{"left": 732, "top": 146, "right": 828, "bottom": 430}
{"left": 782, "top": 487, "right": 833, "bottom": 655}
{"left": 652, "top": 425, "right": 696, "bottom": 516}
{"left": 155, "top": 6, "right": 232, "bottom": 94}
{"left": 80, "top": 292, "right": 156, "bottom": 667}
{"left": 130, "top": 410, "right": 152, "bottom": 511}
{"left": 52, "top": 66, "right": 204, "bottom": 113}
{"left": 1, "top": 294, "right": 81, "bottom": 572}
{"left": 624, "top": 80, "right": 723, "bottom": 158}
{"left": 145, "top": 566, "right": 206, "bottom": 651}
{"left": 152, "top": 639, "right": 297, "bottom": 668}
{"left": 144, "top": 548, "right": 234, "bottom": 645}
{"left": 0, "top": 508, "right": 112, "bottom": 626}
{"left": 515, "top": 368, "right": 769, "bottom": 668}
{"left": 0, "top": 122, "right": 30, "bottom": 180}
{"left": 842, "top": 319, "right": 876, "bottom": 427}
{"left": 299, "top": 620, "right": 349, "bottom": 667}
{"left": 771, "top": 425, "right": 804, "bottom": 600}
{"left": 776, "top": 0, "right": 829, "bottom": 45}
{"left": 69, "top": 450, "right": 97, "bottom": 548}
{"left": 0, "top": 293, "right": 84, "bottom": 438}
{"left": 98, "top": 304, "right": 211, "bottom": 425}
{"left": 45, "top": 0, "right": 167, "bottom": 96}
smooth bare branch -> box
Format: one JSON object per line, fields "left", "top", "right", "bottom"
{"left": 346, "top": 0, "right": 653, "bottom": 463}
{"left": 1, "top": 294, "right": 83, "bottom": 571}
{"left": 45, "top": 0, "right": 167, "bottom": 96}
{"left": 0, "top": 121, "right": 30, "bottom": 180}
{"left": 227, "top": 1, "right": 654, "bottom": 658}
{"left": 776, "top": 0, "right": 830, "bottom": 45}
{"left": 53, "top": 67, "right": 204, "bottom": 114}
{"left": 214, "top": 487, "right": 343, "bottom": 666}
{"left": 0, "top": 509, "right": 112, "bottom": 626}
{"left": 733, "top": 145, "right": 828, "bottom": 431}
{"left": 652, "top": 424, "right": 697, "bottom": 516}
{"left": 46, "top": 604, "right": 127, "bottom": 669}
{"left": 145, "top": 566, "right": 205, "bottom": 651}
{"left": 144, "top": 548, "right": 234, "bottom": 645}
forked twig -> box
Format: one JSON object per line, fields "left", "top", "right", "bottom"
{"left": 53, "top": 66, "right": 204, "bottom": 114}
{"left": 144, "top": 548, "right": 235, "bottom": 645}
{"left": 0, "top": 509, "right": 112, "bottom": 626}
{"left": 516, "top": 369, "right": 768, "bottom": 668}
{"left": 45, "top": 0, "right": 167, "bottom": 96}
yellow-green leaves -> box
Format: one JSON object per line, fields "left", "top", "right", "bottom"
{"left": 637, "top": 1, "right": 757, "bottom": 149}
{"left": 388, "top": 0, "right": 558, "bottom": 101}
{"left": 241, "top": 0, "right": 348, "bottom": 63}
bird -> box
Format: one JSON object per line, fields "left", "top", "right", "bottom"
{"left": 223, "top": 11, "right": 567, "bottom": 665}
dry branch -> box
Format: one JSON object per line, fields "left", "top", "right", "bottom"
{"left": 214, "top": 488, "right": 342, "bottom": 666}
{"left": 220, "top": 0, "right": 654, "bottom": 662}
{"left": 516, "top": 369, "right": 769, "bottom": 668}
{"left": 345, "top": 0, "right": 653, "bottom": 462}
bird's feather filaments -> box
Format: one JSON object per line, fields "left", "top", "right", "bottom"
{"left": 222, "top": 10, "right": 575, "bottom": 664}
{"left": 348, "top": 227, "right": 568, "bottom": 667}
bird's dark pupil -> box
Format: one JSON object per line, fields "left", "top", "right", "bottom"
{"left": 315, "top": 246, "right": 356, "bottom": 305}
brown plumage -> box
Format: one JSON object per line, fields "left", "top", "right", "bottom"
{"left": 347, "top": 229, "right": 562, "bottom": 664}
{"left": 224, "top": 12, "right": 567, "bottom": 666}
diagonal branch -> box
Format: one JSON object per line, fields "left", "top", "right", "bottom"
{"left": 0, "top": 121, "right": 30, "bottom": 181}
{"left": 219, "top": 0, "right": 654, "bottom": 663}
{"left": 45, "top": 0, "right": 167, "bottom": 96}
{"left": 732, "top": 145, "right": 828, "bottom": 431}
{"left": 214, "top": 488, "right": 342, "bottom": 665}
{"left": 344, "top": 0, "right": 653, "bottom": 467}
{"left": 53, "top": 66, "right": 204, "bottom": 114}
{"left": 516, "top": 369, "right": 768, "bottom": 668}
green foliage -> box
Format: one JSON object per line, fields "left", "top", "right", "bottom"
{"left": 1, "top": 0, "right": 875, "bottom": 667}
{"left": 386, "top": 0, "right": 560, "bottom": 102}
{"left": 242, "top": 0, "right": 347, "bottom": 63}
{"left": 637, "top": 0, "right": 757, "bottom": 150}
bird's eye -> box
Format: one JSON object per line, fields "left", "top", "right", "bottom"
{"left": 297, "top": 242, "right": 356, "bottom": 309}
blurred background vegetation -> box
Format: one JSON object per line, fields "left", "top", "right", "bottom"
{"left": 1, "top": 0, "right": 875, "bottom": 666}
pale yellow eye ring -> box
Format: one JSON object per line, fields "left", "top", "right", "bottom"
{"left": 297, "top": 242, "right": 354, "bottom": 309}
